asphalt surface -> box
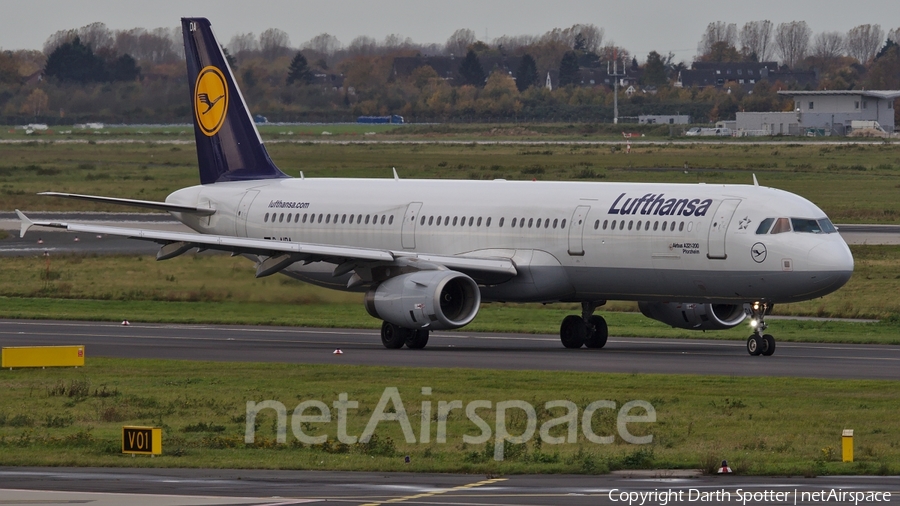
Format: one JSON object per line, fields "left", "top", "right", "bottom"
{"left": 1, "top": 319, "right": 897, "bottom": 380}
{"left": 1, "top": 467, "right": 898, "bottom": 506}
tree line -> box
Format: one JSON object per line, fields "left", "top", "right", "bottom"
{"left": 0, "top": 20, "right": 897, "bottom": 125}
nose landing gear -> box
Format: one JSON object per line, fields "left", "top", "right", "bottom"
{"left": 746, "top": 302, "right": 775, "bottom": 356}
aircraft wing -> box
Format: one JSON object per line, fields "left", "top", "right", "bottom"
{"left": 16, "top": 211, "right": 517, "bottom": 282}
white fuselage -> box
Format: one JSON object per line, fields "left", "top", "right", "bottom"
{"left": 168, "top": 178, "right": 854, "bottom": 305}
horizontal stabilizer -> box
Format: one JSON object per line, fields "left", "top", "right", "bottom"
{"left": 39, "top": 192, "right": 216, "bottom": 215}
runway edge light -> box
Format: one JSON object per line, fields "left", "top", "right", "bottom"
{"left": 122, "top": 426, "right": 162, "bottom": 456}
{"left": 842, "top": 429, "right": 853, "bottom": 462}
{"left": 2, "top": 345, "right": 84, "bottom": 369}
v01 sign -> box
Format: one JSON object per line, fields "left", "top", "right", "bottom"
{"left": 122, "top": 426, "right": 162, "bottom": 455}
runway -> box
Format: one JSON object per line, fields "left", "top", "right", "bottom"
{"left": 1, "top": 319, "right": 897, "bottom": 380}
{"left": 1, "top": 467, "right": 898, "bottom": 506}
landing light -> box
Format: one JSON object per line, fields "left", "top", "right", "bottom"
{"left": 750, "top": 319, "right": 759, "bottom": 328}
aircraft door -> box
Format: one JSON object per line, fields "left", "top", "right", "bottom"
{"left": 401, "top": 202, "right": 423, "bottom": 249}
{"left": 706, "top": 198, "right": 741, "bottom": 259}
{"left": 567, "top": 205, "right": 591, "bottom": 256}
{"left": 235, "top": 190, "right": 259, "bottom": 237}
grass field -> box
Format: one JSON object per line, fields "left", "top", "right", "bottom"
{"left": 2, "top": 138, "right": 900, "bottom": 223}
{"left": 0, "top": 359, "right": 897, "bottom": 475}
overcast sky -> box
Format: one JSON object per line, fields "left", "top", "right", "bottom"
{"left": 1, "top": 0, "right": 897, "bottom": 62}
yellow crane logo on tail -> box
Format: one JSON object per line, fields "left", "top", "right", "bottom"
{"left": 194, "top": 66, "right": 228, "bottom": 136}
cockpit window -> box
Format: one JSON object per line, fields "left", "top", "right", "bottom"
{"left": 818, "top": 218, "right": 837, "bottom": 234}
{"left": 791, "top": 218, "right": 823, "bottom": 233}
{"left": 770, "top": 217, "right": 791, "bottom": 234}
{"left": 756, "top": 218, "right": 774, "bottom": 234}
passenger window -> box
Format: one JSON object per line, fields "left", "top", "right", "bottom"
{"left": 594, "top": 220, "right": 600, "bottom": 230}
{"left": 365, "top": 215, "right": 370, "bottom": 224}
{"left": 770, "top": 217, "right": 791, "bottom": 234}
{"left": 326, "top": 214, "right": 332, "bottom": 224}
{"left": 389, "top": 215, "right": 394, "bottom": 225}
{"left": 295, "top": 214, "right": 300, "bottom": 223}
{"left": 428, "top": 216, "right": 434, "bottom": 226}
{"left": 561, "top": 219, "right": 566, "bottom": 228}
{"left": 670, "top": 221, "right": 675, "bottom": 231}
{"left": 264, "top": 213, "right": 269, "bottom": 222}
{"left": 528, "top": 218, "right": 533, "bottom": 228}
{"left": 544, "top": 219, "right": 550, "bottom": 228}
{"left": 619, "top": 220, "right": 625, "bottom": 230}
{"left": 628, "top": 220, "right": 633, "bottom": 231}
{"left": 341, "top": 214, "right": 347, "bottom": 224}
{"left": 653, "top": 221, "right": 658, "bottom": 231}
{"left": 278, "top": 213, "right": 284, "bottom": 223}
{"left": 468, "top": 217, "right": 474, "bottom": 226}
{"left": 381, "top": 215, "right": 386, "bottom": 225}
{"left": 678, "top": 222, "right": 684, "bottom": 232}
{"left": 602, "top": 220, "right": 608, "bottom": 230}
{"left": 486, "top": 217, "right": 491, "bottom": 227}
{"left": 452, "top": 217, "right": 458, "bottom": 226}
{"left": 520, "top": 217, "right": 526, "bottom": 228}
{"left": 645, "top": 221, "right": 650, "bottom": 231}
{"left": 554, "top": 218, "right": 559, "bottom": 229}
{"left": 687, "top": 221, "right": 693, "bottom": 232}
{"left": 756, "top": 218, "right": 774, "bottom": 234}
{"left": 477, "top": 217, "right": 482, "bottom": 226}
{"left": 610, "top": 220, "right": 616, "bottom": 230}
{"left": 302, "top": 213, "right": 308, "bottom": 223}
{"left": 662, "top": 221, "right": 667, "bottom": 231}
{"left": 420, "top": 216, "right": 426, "bottom": 225}
{"left": 357, "top": 215, "right": 362, "bottom": 224}
{"left": 499, "top": 217, "right": 504, "bottom": 227}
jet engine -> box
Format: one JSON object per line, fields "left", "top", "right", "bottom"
{"left": 365, "top": 270, "right": 481, "bottom": 330}
{"left": 638, "top": 302, "right": 746, "bottom": 330}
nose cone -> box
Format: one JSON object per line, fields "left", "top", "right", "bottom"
{"left": 807, "top": 238, "right": 854, "bottom": 293}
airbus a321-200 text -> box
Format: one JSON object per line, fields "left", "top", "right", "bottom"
{"left": 17, "top": 17, "right": 854, "bottom": 356}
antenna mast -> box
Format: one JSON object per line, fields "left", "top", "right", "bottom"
{"left": 609, "top": 49, "right": 625, "bottom": 125}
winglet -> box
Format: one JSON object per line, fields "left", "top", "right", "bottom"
{"left": 15, "top": 209, "right": 34, "bottom": 238}
{"left": 752, "top": 174, "right": 759, "bottom": 187}
{"left": 393, "top": 167, "right": 399, "bottom": 180}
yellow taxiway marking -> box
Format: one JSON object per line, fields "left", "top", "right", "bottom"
{"left": 359, "top": 477, "right": 507, "bottom": 506}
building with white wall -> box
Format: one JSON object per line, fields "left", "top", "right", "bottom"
{"left": 736, "top": 90, "right": 899, "bottom": 135}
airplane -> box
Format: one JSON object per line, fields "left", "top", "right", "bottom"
{"left": 16, "top": 17, "right": 854, "bottom": 356}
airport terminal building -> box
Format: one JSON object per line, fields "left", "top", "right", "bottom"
{"left": 735, "top": 90, "right": 899, "bottom": 136}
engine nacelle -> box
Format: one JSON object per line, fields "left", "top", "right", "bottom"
{"left": 638, "top": 302, "right": 746, "bottom": 330}
{"left": 365, "top": 270, "right": 481, "bottom": 330}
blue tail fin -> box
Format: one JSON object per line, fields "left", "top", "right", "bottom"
{"left": 181, "top": 18, "right": 288, "bottom": 185}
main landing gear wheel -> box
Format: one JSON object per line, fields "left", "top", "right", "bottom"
{"left": 559, "top": 300, "right": 608, "bottom": 349}
{"left": 584, "top": 315, "right": 608, "bottom": 349}
{"left": 405, "top": 329, "right": 430, "bottom": 349}
{"left": 380, "top": 322, "right": 408, "bottom": 349}
{"left": 746, "top": 302, "right": 776, "bottom": 357}
{"left": 560, "top": 315, "right": 586, "bottom": 348}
